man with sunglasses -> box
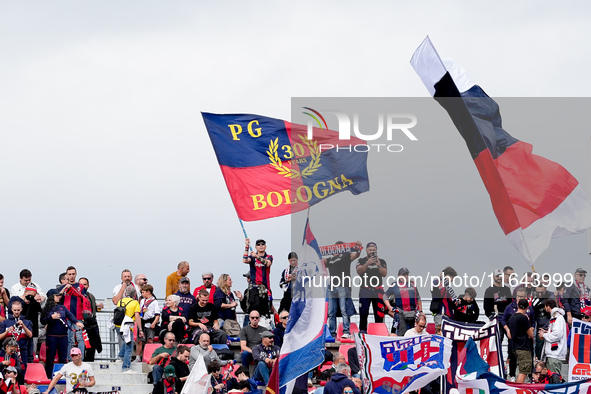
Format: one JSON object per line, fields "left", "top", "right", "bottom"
{"left": 243, "top": 238, "right": 273, "bottom": 317}
{"left": 404, "top": 314, "right": 427, "bottom": 337}
{"left": 193, "top": 271, "right": 217, "bottom": 304}
{"left": 239, "top": 311, "right": 270, "bottom": 367}
{"left": 563, "top": 268, "right": 590, "bottom": 325}
{"left": 272, "top": 310, "right": 289, "bottom": 348}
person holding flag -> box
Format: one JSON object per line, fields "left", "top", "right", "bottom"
{"left": 243, "top": 238, "right": 273, "bottom": 318}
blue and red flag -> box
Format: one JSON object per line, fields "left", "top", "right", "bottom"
{"left": 569, "top": 318, "right": 591, "bottom": 381}
{"left": 411, "top": 37, "right": 591, "bottom": 264}
{"left": 202, "top": 113, "right": 370, "bottom": 221}
{"left": 277, "top": 219, "right": 328, "bottom": 391}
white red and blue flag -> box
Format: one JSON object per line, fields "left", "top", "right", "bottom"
{"left": 275, "top": 219, "right": 328, "bottom": 392}
{"left": 355, "top": 333, "right": 452, "bottom": 394}
{"left": 411, "top": 37, "right": 591, "bottom": 264}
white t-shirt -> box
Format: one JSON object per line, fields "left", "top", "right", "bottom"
{"left": 112, "top": 283, "right": 142, "bottom": 298}
{"left": 58, "top": 362, "right": 95, "bottom": 393}
{"left": 404, "top": 328, "right": 427, "bottom": 337}
{"left": 140, "top": 296, "right": 160, "bottom": 321}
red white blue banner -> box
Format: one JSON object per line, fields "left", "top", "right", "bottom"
{"left": 569, "top": 318, "right": 591, "bottom": 382}
{"left": 354, "top": 332, "right": 452, "bottom": 394}
{"left": 411, "top": 37, "right": 591, "bottom": 264}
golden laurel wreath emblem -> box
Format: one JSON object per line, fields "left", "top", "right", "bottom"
{"left": 267, "top": 135, "right": 321, "bottom": 179}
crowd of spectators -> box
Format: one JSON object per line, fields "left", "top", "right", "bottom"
{"left": 1, "top": 238, "right": 589, "bottom": 392}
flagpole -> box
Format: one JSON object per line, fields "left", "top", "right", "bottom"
{"left": 238, "top": 217, "right": 253, "bottom": 252}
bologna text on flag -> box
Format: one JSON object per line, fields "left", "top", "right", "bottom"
{"left": 202, "top": 113, "right": 370, "bottom": 221}
{"left": 354, "top": 332, "right": 452, "bottom": 394}
{"left": 440, "top": 317, "right": 504, "bottom": 393}
{"left": 410, "top": 37, "right": 591, "bottom": 264}
{"left": 278, "top": 220, "right": 328, "bottom": 389}
{"left": 569, "top": 318, "right": 591, "bottom": 381}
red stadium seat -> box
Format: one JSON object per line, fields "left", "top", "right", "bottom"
{"left": 338, "top": 344, "right": 355, "bottom": 365}
{"left": 24, "top": 363, "right": 51, "bottom": 385}
{"left": 367, "top": 323, "right": 389, "bottom": 336}
{"left": 336, "top": 323, "right": 359, "bottom": 343}
{"left": 426, "top": 323, "right": 436, "bottom": 335}
{"left": 143, "top": 343, "right": 162, "bottom": 363}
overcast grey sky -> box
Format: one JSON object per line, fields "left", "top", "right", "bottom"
{"left": 1, "top": 2, "right": 591, "bottom": 299}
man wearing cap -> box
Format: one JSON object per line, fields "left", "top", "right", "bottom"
{"left": 8, "top": 284, "right": 42, "bottom": 363}
{"left": 483, "top": 269, "right": 513, "bottom": 343}
{"left": 1, "top": 366, "right": 21, "bottom": 393}
{"left": 384, "top": 267, "right": 422, "bottom": 336}
{"left": 326, "top": 241, "right": 361, "bottom": 340}
{"left": 563, "top": 268, "right": 590, "bottom": 325}
{"left": 43, "top": 347, "right": 95, "bottom": 394}
{"left": 175, "top": 277, "right": 196, "bottom": 319}
{"left": 166, "top": 261, "right": 191, "bottom": 298}
{"left": 252, "top": 331, "right": 280, "bottom": 385}
{"left": 356, "top": 242, "right": 387, "bottom": 332}
{"left": 507, "top": 298, "right": 534, "bottom": 384}
{"left": 0, "top": 300, "right": 33, "bottom": 371}
{"left": 243, "top": 238, "right": 273, "bottom": 317}
{"left": 193, "top": 271, "right": 217, "bottom": 303}
{"left": 153, "top": 365, "right": 177, "bottom": 394}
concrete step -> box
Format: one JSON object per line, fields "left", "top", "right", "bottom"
{"left": 87, "top": 361, "right": 144, "bottom": 373}
{"left": 87, "top": 372, "right": 147, "bottom": 385}
{"left": 93, "top": 383, "right": 154, "bottom": 394}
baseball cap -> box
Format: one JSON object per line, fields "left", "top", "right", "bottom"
{"left": 493, "top": 269, "right": 503, "bottom": 277}
{"left": 5, "top": 366, "right": 18, "bottom": 374}
{"left": 581, "top": 306, "right": 591, "bottom": 317}
{"left": 70, "top": 347, "right": 82, "bottom": 356}
{"left": 242, "top": 272, "right": 250, "bottom": 278}
{"left": 518, "top": 298, "right": 529, "bottom": 309}
{"left": 366, "top": 242, "right": 377, "bottom": 248}
{"left": 164, "top": 365, "right": 176, "bottom": 378}
{"left": 575, "top": 268, "right": 587, "bottom": 274}
{"left": 261, "top": 331, "right": 274, "bottom": 338}
{"left": 179, "top": 277, "right": 190, "bottom": 284}
{"left": 202, "top": 271, "right": 213, "bottom": 278}
{"left": 25, "top": 283, "right": 38, "bottom": 293}
{"left": 255, "top": 239, "right": 266, "bottom": 245}
{"left": 398, "top": 267, "right": 409, "bottom": 275}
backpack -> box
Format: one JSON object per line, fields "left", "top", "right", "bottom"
{"left": 222, "top": 319, "right": 241, "bottom": 337}
{"left": 113, "top": 299, "right": 132, "bottom": 326}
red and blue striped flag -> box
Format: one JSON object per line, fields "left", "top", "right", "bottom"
{"left": 411, "top": 37, "right": 591, "bottom": 264}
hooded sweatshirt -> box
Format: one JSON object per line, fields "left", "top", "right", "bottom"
{"left": 324, "top": 373, "right": 361, "bottom": 394}
{"left": 542, "top": 307, "right": 567, "bottom": 359}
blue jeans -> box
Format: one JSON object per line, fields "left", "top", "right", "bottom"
{"left": 68, "top": 328, "right": 85, "bottom": 361}
{"left": 241, "top": 351, "right": 253, "bottom": 367}
{"left": 328, "top": 286, "right": 351, "bottom": 336}
{"left": 118, "top": 332, "right": 134, "bottom": 370}
{"left": 152, "top": 365, "right": 163, "bottom": 384}
{"left": 253, "top": 361, "right": 272, "bottom": 384}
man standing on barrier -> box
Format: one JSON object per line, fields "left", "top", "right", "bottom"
{"left": 326, "top": 241, "right": 361, "bottom": 339}
{"left": 355, "top": 242, "right": 387, "bottom": 332}
{"left": 243, "top": 238, "right": 273, "bottom": 318}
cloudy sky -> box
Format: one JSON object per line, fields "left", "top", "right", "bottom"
{"left": 1, "top": 2, "right": 591, "bottom": 299}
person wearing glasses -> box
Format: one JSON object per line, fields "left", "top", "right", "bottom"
{"left": 239, "top": 311, "right": 270, "bottom": 367}
{"left": 404, "top": 314, "right": 428, "bottom": 337}
{"left": 272, "top": 310, "right": 289, "bottom": 348}
{"left": 165, "top": 261, "right": 191, "bottom": 298}
{"left": 563, "top": 268, "right": 590, "bottom": 325}
{"left": 193, "top": 271, "right": 217, "bottom": 304}
{"left": 149, "top": 332, "right": 178, "bottom": 385}
{"left": 42, "top": 347, "right": 95, "bottom": 394}
{"left": 243, "top": 238, "right": 273, "bottom": 317}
